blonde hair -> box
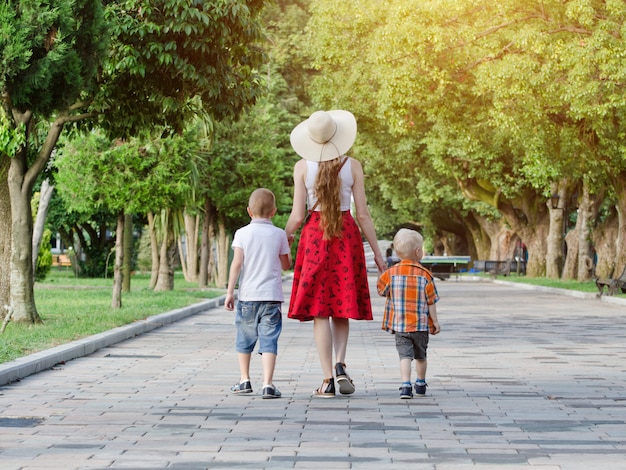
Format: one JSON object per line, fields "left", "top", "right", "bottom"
{"left": 248, "top": 188, "right": 276, "bottom": 218}
{"left": 313, "top": 157, "right": 344, "bottom": 239}
{"left": 393, "top": 229, "right": 423, "bottom": 259}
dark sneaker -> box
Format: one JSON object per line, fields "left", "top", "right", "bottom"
{"left": 400, "top": 384, "right": 413, "bottom": 399}
{"left": 414, "top": 382, "right": 427, "bottom": 397}
{"left": 231, "top": 380, "right": 252, "bottom": 394}
{"left": 262, "top": 385, "right": 281, "bottom": 399}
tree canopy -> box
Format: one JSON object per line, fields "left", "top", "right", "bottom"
{"left": 302, "top": 0, "right": 626, "bottom": 277}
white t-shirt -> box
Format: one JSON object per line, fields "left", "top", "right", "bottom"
{"left": 231, "top": 219, "right": 290, "bottom": 302}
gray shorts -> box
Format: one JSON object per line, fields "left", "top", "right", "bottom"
{"left": 395, "top": 331, "right": 429, "bottom": 360}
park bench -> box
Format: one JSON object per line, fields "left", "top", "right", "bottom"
{"left": 595, "top": 266, "right": 626, "bottom": 297}
{"left": 53, "top": 254, "right": 72, "bottom": 268}
{"left": 420, "top": 256, "right": 471, "bottom": 281}
{"left": 473, "top": 259, "right": 526, "bottom": 277}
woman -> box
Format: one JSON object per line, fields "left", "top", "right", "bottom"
{"left": 285, "top": 110, "right": 386, "bottom": 397}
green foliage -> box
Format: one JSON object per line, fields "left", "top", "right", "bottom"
{"left": 0, "top": 115, "right": 25, "bottom": 156}
{"left": 0, "top": 0, "right": 108, "bottom": 116}
{"left": 304, "top": 0, "right": 626, "bottom": 238}
{"left": 95, "top": 0, "right": 267, "bottom": 138}
{"left": 204, "top": 74, "right": 298, "bottom": 232}
{"left": 55, "top": 131, "right": 198, "bottom": 216}
{"left": 35, "top": 229, "right": 53, "bottom": 281}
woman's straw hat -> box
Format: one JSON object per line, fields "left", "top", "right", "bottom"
{"left": 290, "top": 110, "right": 357, "bottom": 162}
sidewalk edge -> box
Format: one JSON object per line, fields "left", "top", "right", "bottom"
{"left": 0, "top": 296, "right": 225, "bottom": 387}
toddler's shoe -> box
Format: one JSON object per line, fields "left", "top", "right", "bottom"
{"left": 400, "top": 384, "right": 413, "bottom": 399}
{"left": 231, "top": 380, "right": 252, "bottom": 394}
{"left": 262, "top": 384, "right": 281, "bottom": 399}
{"left": 414, "top": 382, "right": 427, "bottom": 397}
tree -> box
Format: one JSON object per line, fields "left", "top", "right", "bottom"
{"left": 0, "top": 0, "right": 109, "bottom": 322}
{"left": 1, "top": 0, "right": 267, "bottom": 322}
{"left": 303, "top": 0, "right": 626, "bottom": 278}
{"left": 55, "top": 132, "right": 202, "bottom": 304}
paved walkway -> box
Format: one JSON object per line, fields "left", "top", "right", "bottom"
{"left": 1, "top": 277, "right": 625, "bottom": 469}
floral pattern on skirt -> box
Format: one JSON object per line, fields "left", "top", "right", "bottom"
{"left": 288, "top": 211, "right": 373, "bottom": 322}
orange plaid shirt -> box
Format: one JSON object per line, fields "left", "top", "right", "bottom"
{"left": 377, "top": 260, "right": 439, "bottom": 333}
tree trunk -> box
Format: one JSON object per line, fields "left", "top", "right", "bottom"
{"left": 32, "top": 178, "right": 54, "bottom": 275}
{"left": 545, "top": 190, "right": 566, "bottom": 279}
{"left": 154, "top": 211, "right": 175, "bottom": 292}
{"left": 611, "top": 173, "right": 626, "bottom": 276}
{"left": 208, "top": 221, "right": 217, "bottom": 285}
{"left": 155, "top": 234, "right": 175, "bottom": 292}
{"left": 7, "top": 112, "right": 65, "bottom": 323}
{"left": 122, "top": 213, "right": 133, "bottom": 292}
{"left": 525, "top": 232, "right": 548, "bottom": 277}
{"left": 181, "top": 211, "right": 199, "bottom": 282}
{"left": 562, "top": 228, "right": 578, "bottom": 280}
{"left": 199, "top": 205, "right": 209, "bottom": 288}
{"left": 576, "top": 185, "right": 596, "bottom": 281}
{"left": 199, "top": 198, "right": 217, "bottom": 287}
{"left": 216, "top": 217, "right": 230, "bottom": 289}
{"left": 8, "top": 156, "right": 41, "bottom": 323}
{"left": 464, "top": 212, "right": 492, "bottom": 261}
{"left": 0, "top": 157, "right": 11, "bottom": 309}
{"left": 111, "top": 213, "right": 124, "bottom": 308}
{"left": 147, "top": 212, "right": 159, "bottom": 289}
{"left": 177, "top": 236, "right": 188, "bottom": 281}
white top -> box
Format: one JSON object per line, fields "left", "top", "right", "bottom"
{"left": 305, "top": 157, "right": 353, "bottom": 211}
{"left": 231, "top": 219, "right": 290, "bottom": 302}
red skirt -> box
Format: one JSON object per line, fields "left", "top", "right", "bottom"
{"left": 288, "top": 211, "right": 373, "bottom": 322}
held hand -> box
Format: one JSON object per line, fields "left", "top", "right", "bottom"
{"left": 374, "top": 253, "right": 386, "bottom": 273}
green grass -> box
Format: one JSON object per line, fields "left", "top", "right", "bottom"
{"left": 468, "top": 272, "right": 626, "bottom": 296}
{"left": 489, "top": 274, "right": 599, "bottom": 292}
{"left": 0, "top": 270, "right": 224, "bottom": 364}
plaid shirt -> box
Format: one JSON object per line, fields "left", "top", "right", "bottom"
{"left": 377, "top": 260, "right": 439, "bottom": 333}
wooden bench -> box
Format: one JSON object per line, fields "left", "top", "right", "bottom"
{"left": 52, "top": 254, "right": 72, "bottom": 268}
{"left": 474, "top": 259, "right": 526, "bottom": 277}
{"left": 595, "top": 266, "right": 626, "bottom": 297}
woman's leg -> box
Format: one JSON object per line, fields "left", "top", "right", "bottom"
{"left": 313, "top": 317, "right": 333, "bottom": 379}
{"left": 331, "top": 317, "right": 349, "bottom": 364}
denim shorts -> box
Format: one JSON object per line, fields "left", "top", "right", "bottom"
{"left": 395, "top": 331, "right": 429, "bottom": 360}
{"left": 235, "top": 301, "right": 282, "bottom": 355}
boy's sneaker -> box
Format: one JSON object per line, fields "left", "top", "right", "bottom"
{"left": 400, "top": 384, "right": 413, "bottom": 399}
{"left": 414, "top": 382, "right": 427, "bottom": 397}
{"left": 231, "top": 380, "right": 252, "bottom": 394}
{"left": 262, "top": 384, "right": 281, "bottom": 399}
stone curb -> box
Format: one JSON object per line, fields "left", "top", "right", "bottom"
{"left": 0, "top": 295, "right": 225, "bottom": 387}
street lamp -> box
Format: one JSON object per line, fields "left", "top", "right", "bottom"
{"left": 550, "top": 193, "right": 560, "bottom": 210}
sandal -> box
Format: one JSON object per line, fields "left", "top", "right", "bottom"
{"left": 313, "top": 378, "right": 335, "bottom": 398}
{"left": 335, "top": 362, "right": 355, "bottom": 395}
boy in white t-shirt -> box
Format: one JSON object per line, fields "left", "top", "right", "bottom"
{"left": 225, "top": 188, "right": 292, "bottom": 399}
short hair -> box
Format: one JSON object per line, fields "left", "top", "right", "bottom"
{"left": 248, "top": 188, "right": 276, "bottom": 218}
{"left": 393, "top": 229, "right": 423, "bottom": 259}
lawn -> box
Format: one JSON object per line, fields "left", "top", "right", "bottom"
{"left": 0, "top": 270, "right": 224, "bottom": 364}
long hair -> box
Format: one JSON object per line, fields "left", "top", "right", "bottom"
{"left": 313, "top": 157, "right": 344, "bottom": 240}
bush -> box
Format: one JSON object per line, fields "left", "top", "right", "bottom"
{"left": 35, "top": 229, "right": 53, "bottom": 281}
